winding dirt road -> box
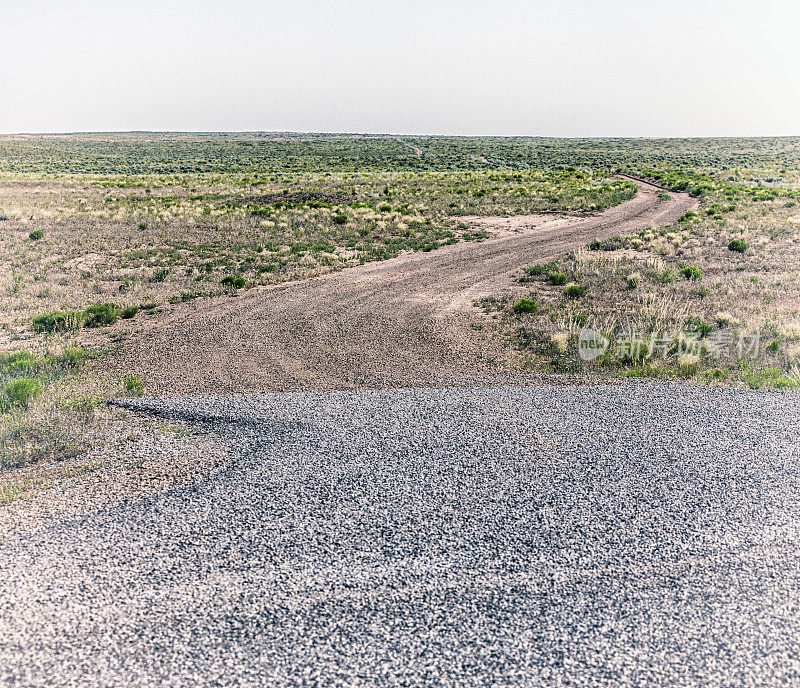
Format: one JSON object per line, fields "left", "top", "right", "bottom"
{"left": 104, "top": 180, "right": 697, "bottom": 394}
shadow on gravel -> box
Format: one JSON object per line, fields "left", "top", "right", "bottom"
{"left": 16, "top": 383, "right": 795, "bottom": 687}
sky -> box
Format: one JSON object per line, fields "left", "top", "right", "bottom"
{"left": 2, "top": 0, "right": 799, "bottom": 137}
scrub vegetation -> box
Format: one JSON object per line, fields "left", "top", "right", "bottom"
{"left": 485, "top": 143, "right": 800, "bottom": 388}
{"left": 1, "top": 132, "right": 799, "bottom": 481}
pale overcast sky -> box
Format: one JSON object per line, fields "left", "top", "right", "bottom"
{"left": 2, "top": 0, "right": 798, "bottom": 136}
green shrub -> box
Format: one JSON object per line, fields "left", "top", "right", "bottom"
{"left": 32, "top": 311, "right": 83, "bottom": 333}
{"left": 3, "top": 378, "right": 42, "bottom": 409}
{"left": 28, "top": 230, "right": 44, "bottom": 240}
{"left": 547, "top": 272, "right": 568, "bottom": 286}
{"left": 766, "top": 339, "right": 781, "bottom": 353}
{"left": 565, "top": 284, "right": 586, "bottom": 299}
{"left": 123, "top": 374, "right": 144, "bottom": 397}
{"left": 654, "top": 269, "right": 677, "bottom": 284}
{"left": 137, "top": 221, "right": 148, "bottom": 230}
{"left": 686, "top": 317, "right": 713, "bottom": 337}
{"left": 332, "top": 213, "right": 348, "bottom": 224}
{"left": 221, "top": 275, "right": 246, "bottom": 289}
{"left": 571, "top": 312, "right": 588, "bottom": 327}
{"left": 83, "top": 303, "right": 119, "bottom": 327}
{"left": 378, "top": 204, "right": 392, "bottom": 212}
{"left": 56, "top": 346, "right": 90, "bottom": 367}
{"left": 626, "top": 273, "right": 641, "bottom": 289}
{"left": 522, "top": 261, "right": 559, "bottom": 278}
{"left": 0, "top": 351, "right": 42, "bottom": 375}
{"left": 701, "top": 368, "right": 729, "bottom": 381}
{"left": 681, "top": 265, "right": 703, "bottom": 281}
{"left": 120, "top": 306, "right": 139, "bottom": 319}
{"left": 511, "top": 298, "right": 538, "bottom": 314}
{"left": 728, "top": 239, "right": 748, "bottom": 253}
{"left": 588, "top": 236, "right": 625, "bottom": 251}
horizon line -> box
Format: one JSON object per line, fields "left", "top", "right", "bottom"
{"left": 2, "top": 130, "right": 800, "bottom": 140}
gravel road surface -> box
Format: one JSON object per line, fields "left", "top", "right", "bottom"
{"left": 3, "top": 383, "right": 800, "bottom": 687}
{"left": 97, "top": 180, "right": 696, "bottom": 395}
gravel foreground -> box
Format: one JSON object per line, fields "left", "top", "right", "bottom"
{"left": 2, "top": 383, "right": 800, "bottom": 687}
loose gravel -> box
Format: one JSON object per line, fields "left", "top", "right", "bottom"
{"left": 2, "top": 383, "right": 800, "bottom": 687}
{"left": 95, "top": 181, "right": 696, "bottom": 395}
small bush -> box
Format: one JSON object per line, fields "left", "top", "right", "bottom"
{"left": 28, "top": 230, "right": 44, "bottom": 240}
{"left": 120, "top": 306, "right": 139, "bottom": 319}
{"left": 677, "top": 353, "right": 701, "bottom": 375}
{"left": 123, "top": 374, "right": 144, "bottom": 397}
{"left": 523, "top": 261, "right": 559, "bottom": 278}
{"left": 728, "top": 239, "right": 748, "bottom": 253}
{"left": 571, "top": 312, "right": 588, "bottom": 327}
{"left": 32, "top": 311, "right": 83, "bottom": 333}
{"left": 332, "top": 213, "right": 348, "bottom": 225}
{"left": 686, "top": 317, "right": 713, "bottom": 337}
{"left": 588, "top": 236, "right": 625, "bottom": 251}
{"left": 654, "top": 269, "right": 677, "bottom": 284}
{"left": 57, "top": 346, "right": 90, "bottom": 367}
{"left": 626, "top": 273, "right": 641, "bottom": 289}
{"left": 681, "top": 265, "right": 703, "bottom": 281}
{"left": 511, "top": 298, "right": 538, "bottom": 314}
{"left": 551, "top": 332, "right": 569, "bottom": 354}
{"left": 766, "top": 339, "right": 781, "bottom": 353}
{"left": 137, "top": 222, "right": 148, "bottom": 230}
{"left": 4, "top": 378, "right": 42, "bottom": 409}
{"left": 565, "top": 284, "right": 586, "bottom": 299}
{"left": 547, "top": 272, "right": 568, "bottom": 286}
{"left": 221, "top": 275, "right": 246, "bottom": 290}
{"left": 0, "top": 351, "right": 41, "bottom": 375}
{"left": 378, "top": 204, "right": 392, "bottom": 212}
{"left": 83, "top": 303, "right": 119, "bottom": 328}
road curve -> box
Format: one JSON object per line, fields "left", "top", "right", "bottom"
{"left": 102, "top": 180, "right": 697, "bottom": 394}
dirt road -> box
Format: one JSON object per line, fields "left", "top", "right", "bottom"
{"left": 104, "top": 180, "right": 697, "bottom": 394}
